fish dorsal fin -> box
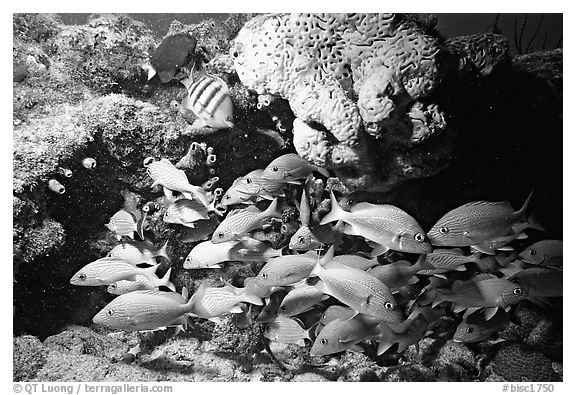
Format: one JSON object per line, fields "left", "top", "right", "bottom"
{"left": 350, "top": 202, "right": 406, "bottom": 215}
{"left": 319, "top": 245, "right": 336, "bottom": 267}
{"left": 484, "top": 306, "right": 500, "bottom": 320}
{"left": 298, "top": 188, "right": 311, "bottom": 226}
{"left": 458, "top": 200, "right": 513, "bottom": 210}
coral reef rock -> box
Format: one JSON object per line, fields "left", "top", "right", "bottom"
{"left": 231, "top": 13, "right": 452, "bottom": 191}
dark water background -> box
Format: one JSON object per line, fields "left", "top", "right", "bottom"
{"left": 58, "top": 13, "right": 562, "bottom": 55}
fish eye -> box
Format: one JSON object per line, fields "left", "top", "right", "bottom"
{"left": 414, "top": 233, "right": 425, "bottom": 242}
{"left": 217, "top": 232, "right": 225, "bottom": 239}
{"left": 246, "top": 178, "right": 252, "bottom": 184}
{"left": 298, "top": 236, "right": 305, "bottom": 243}
{"left": 109, "top": 284, "right": 117, "bottom": 290}
{"left": 465, "top": 326, "right": 473, "bottom": 333}
{"left": 440, "top": 227, "right": 449, "bottom": 234}
{"left": 272, "top": 166, "right": 279, "bottom": 172}
{"left": 384, "top": 302, "right": 394, "bottom": 310}
{"left": 513, "top": 287, "right": 523, "bottom": 295}
{"left": 529, "top": 249, "right": 537, "bottom": 256}
{"left": 262, "top": 273, "right": 268, "bottom": 279}
{"left": 78, "top": 274, "right": 87, "bottom": 281}
{"left": 223, "top": 194, "right": 231, "bottom": 201}
{"left": 280, "top": 306, "right": 286, "bottom": 311}
{"left": 320, "top": 338, "right": 328, "bottom": 345}
{"left": 106, "top": 310, "right": 114, "bottom": 317}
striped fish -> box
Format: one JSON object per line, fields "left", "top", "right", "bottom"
{"left": 93, "top": 289, "right": 193, "bottom": 332}
{"left": 180, "top": 73, "right": 234, "bottom": 130}
{"left": 164, "top": 197, "right": 210, "bottom": 226}
{"left": 278, "top": 282, "right": 329, "bottom": 316}
{"left": 254, "top": 251, "right": 318, "bottom": 288}
{"left": 105, "top": 210, "right": 137, "bottom": 240}
{"left": 211, "top": 198, "right": 282, "bottom": 243}
{"left": 261, "top": 153, "right": 329, "bottom": 181}
{"left": 188, "top": 281, "right": 263, "bottom": 320}
{"left": 108, "top": 240, "right": 169, "bottom": 266}
{"left": 417, "top": 248, "right": 481, "bottom": 275}
{"left": 264, "top": 316, "right": 311, "bottom": 347}
{"left": 107, "top": 268, "right": 176, "bottom": 295}
{"left": 146, "top": 158, "right": 209, "bottom": 206}
{"left": 70, "top": 257, "right": 159, "bottom": 286}
{"left": 311, "top": 315, "right": 379, "bottom": 356}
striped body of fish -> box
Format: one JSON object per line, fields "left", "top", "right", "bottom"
{"left": 264, "top": 316, "right": 310, "bottom": 347}
{"left": 70, "top": 257, "right": 159, "bottom": 286}
{"left": 254, "top": 252, "right": 318, "bottom": 288}
{"left": 181, "top": 74, "right": 234, "bottom": 130}
{"left": 93, "top": 290, "right": 192, "bottom": 331}
{"left": 261, "top": 153, "right": 329, "bottom": 181}
{"left": 278, "top": 283, "right": 329, "bottom": 316}
{"left": 332, "top": 254, "right": 381, "bottom": 271}
{"left": 105, "top": 210, "right": 137, "bottom": 240}
{"left": 188, "top": 282, "right": 262, "bottom": 319}
{"left": 311, "top": 315, "right": 379, "bottom": 356}
{"left": 108, "top": 240, "right": 169, "bottom": 266}
{"left": 417, "top": 248, "right": 481, "bottom": 275}
{"left": 107, "top": 268, "right": 175, "bottom": 295}
{"left": 367, "top": 260, "right": 427, "bottom": 292}
{"left": 320, "top": 191, "right": 432, "bottom": 254}
{"left": 427, "top": 192, "right": 542, "bottom": 247}
{"left": 311, "top": 248, "right": 404, "bottom": 323}
{"left": 211, "top": 198, "right": 282, "bottom": 243}
{"left": 146, "top": 158, "right": 209, "bottom": 206}
{"left": 164, "top": 197, "right": 210, "bottom": 226}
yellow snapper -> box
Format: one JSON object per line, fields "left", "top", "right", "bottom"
{"left": 519, "top": 240, "right": 563, "bottom": 267}
{"left": 261, "top": 153, "right": 329, "bottom": 182}
{"left": 416, "top": 248, "right": 482, "bottom": 275}
{"left": 183, "top": 237, "right": 283, "bottom": 269}
{"left": 105, "top": 210, "right": 138, "bottom": 240}
{"left": 427, "top": 192, "right": 543, "bottom": 247}
{"left": 220, "top": 170, "right": 264, "bottom": 206}
{"left": 278, "top": 282, "right": 329, "bottom": 316}
{"left": 311, "top": 247, "right": 404, "bottom": 323}
{"left": 453, "top": 308, "right": 509, "bottom": 343}
{"left": 253, "top": 251, "right": 318, "bottom": 288}
{"left": 187, "top": 281, "right": 263, "bottom": 320}
{"left": 211, "top": 198, "right": 282, "bottom": 243}
{"left": 93, "top": 289, "right": 194, "bottom": 331}
{"left": 311, "top": 315, "right": 379, "bottom": 356}
{"left": 264, "top": 316, "right": 311, "bottom": 347}
{"left": 508, "top": 267, "right": 563, "bottom": 298}
{"left": 367, "top": 258, "right": 434, "bottom": 292}
{"left": 182, "top": 215, "right": 221, "bottom": 243}
{"left": 431, "top": 274, "right": 528, "bottom": 317}
{"left": 146, "top": 158, "right": 209, "bottom": 206}
{"left": 180, "top": 71, "right": 234, "bottom": 130}
{"left": 290, "top": 188, "right": 335, "bottom": 251}
{"left": 164, "top": 197, "right": 210, "bottom": 226}
{"left": 70, "top": 257, "right": 159, "bottom": 286}
{"left": 108, "top": 240, "right": 169, "bottom": 266}
{"left": 320, "top": 191, "right": 432, "bottom": 254}
{"left": 107, "top": 268, "right": 175, "bottom": 295}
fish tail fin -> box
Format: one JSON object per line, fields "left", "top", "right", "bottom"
{"left": 526, "top": 210, "right": 546, "bottom": 232}
{"left": 315, "top": 166, "right": 331, "bottom": 178}
{"left": 185, "top": 281, "right": 208, "bottom": 314}
{"left": 298, "top": 188, "right": 311, "bottom": 226}
{"left": 240, "top": 289, "right": 264, "bottom": 306}
{"left": 319, "top": 190, "right": 346, "bottom": 225}
{"left": 264, "top": 197, "right": 282, "bottom": 218}
{"left": 157, "top": 268, "right": 176, "bottom": 292}
{"left": 516, "top": 190, "right": 535, "bottom": 222}
{"left": 471, "top": 252, "right": 484, "bottom": 264}
{"left": 143, "top": 264, "right": 160, "bottom": 285}
{"left": 156, "top": 240, "right": 171, "bottom": 263}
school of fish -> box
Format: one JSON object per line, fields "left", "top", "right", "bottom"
{"left": 68, "top": 36, "right": 562, "bottom": 360}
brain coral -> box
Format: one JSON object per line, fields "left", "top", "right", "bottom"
{"left": 231, "top": 13, "right": 448, "bottom": 191}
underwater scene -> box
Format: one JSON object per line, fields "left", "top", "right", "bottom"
{"left": 13, "top": 13, "right": 563, "bottom": 382}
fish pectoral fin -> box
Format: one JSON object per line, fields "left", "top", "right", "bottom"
{"left": 229, "top": 306, "right": 244, "bottom": 314}
{"left": 470, "top": 244, "right": 494, "bottom": 255}
{"left": 452, "top": 304, "right": 468, "bottom": 313}
{"left": 484, "top": 307, "right": 500, "bottom": 320}
{"left": 347, "top": 344, "right": 364, "bottom": 353}
{"left": 339, "top": 334, "right": 359, "bottom": 344}
{"left": 462, "top": 306, "right": 482, "bottom": 320}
